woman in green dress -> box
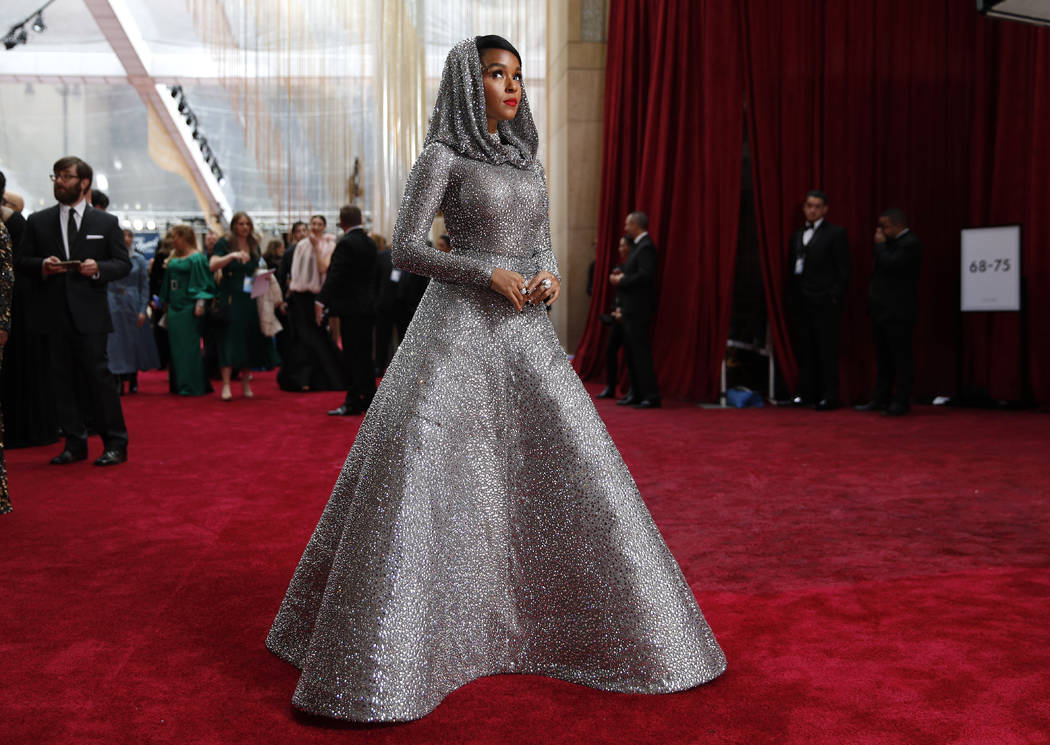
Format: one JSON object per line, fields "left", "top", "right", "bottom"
{"left": 160, "top": 225, "right": 216, "bottom": 396}
{"left": 210, "top": 211, "right": 279, "bottom": 400}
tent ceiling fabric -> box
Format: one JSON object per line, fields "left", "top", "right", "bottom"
{"left": 0, "top": 0, "right": 546, "bottom": 235}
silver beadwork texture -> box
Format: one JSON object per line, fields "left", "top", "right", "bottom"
{"left": 265, "top": 37, "right": 726, "bottom": 723}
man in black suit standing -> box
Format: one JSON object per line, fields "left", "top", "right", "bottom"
{"left": 318, "top": 205, "right": 378, "bottom": 416}
{"left": 856, "top": 208, "right": 922, "bottom": 417}
{"left": 788, "top": 190, "right": 851, "bottom": 410}
{"left": 15, "top": 156, "right": 131, "bottom": 465}
{"left": 610, "top": 211, "right": 660, "bottom": 409}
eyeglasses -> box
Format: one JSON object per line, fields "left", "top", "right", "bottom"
{"left": 50, "top": 173, "right": 79, "bottom": 182}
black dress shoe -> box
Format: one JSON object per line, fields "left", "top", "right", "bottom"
{"left": 328, "top": 404, "right": 363, "bottom": 416}
{"left": 815, "top": 398, "right": 840, "bottom": 411}
{"left": 596, "top": 386, "right": 615, "bottom": 399}
{"left": 790, "top": 395, "right": 807, "bottom": 406}
{"left": 616, "top": 394, "right": 639, "bottom": 406}
{"left": 633, "top": 398, "right": 662, "bottom": 409}
{"left": 94, "top": 450, "right": 127, "bottom": 466}
{"left": 882, "top": 402, "right": 910, "bottom": 417}
{"left": 50, "top": 450, "right": 88, "bottom": 465}
{"left": 854, "top": 401, "right": 888, "bottom": 412}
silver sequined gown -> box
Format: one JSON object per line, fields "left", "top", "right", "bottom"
{"left": 266, "top": 38, "right": 725, "bottom": 723}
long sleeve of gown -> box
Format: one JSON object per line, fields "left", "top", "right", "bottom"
{"left": 187, "top": 253, "right": 217, "bottom": 300}
{"left": 532, "top": 164, "right": 560, "bottom": 280}
{"left": 391, "top": 143, "right": 495, "bottom": 288}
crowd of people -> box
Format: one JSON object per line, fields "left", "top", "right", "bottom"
{"left": 0, "top": 156, "right": 436, "bottom": 495}
{"left": 595, "top": 194, "right": 922, "bottom": 417}
{"left": 0, "top": 157, "right": 922, "bottom": 522}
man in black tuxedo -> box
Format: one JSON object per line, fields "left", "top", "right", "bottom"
{"left": 15, "top": 156, "right": 131, "bottom": 465}
{"left": 372, "top": 237, "right": 397, "bottom": 376}
{"left": 597, "top": 235, "right": 632, "bottom": 399}
{"left": 610, "top": 211, "right": 660, "bottom": 409}
{"left": 318, "top": 205, "right": 378, "bottom": 416}
{"left": 856, "top": 208, "right": 922, "bottom": 417}
{"left": 788, "top": 190, "right": 851, "bottom": 410}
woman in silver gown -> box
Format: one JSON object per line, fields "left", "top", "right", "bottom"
{"left": 266, "top": 36, "right": 725, "bottom": 723}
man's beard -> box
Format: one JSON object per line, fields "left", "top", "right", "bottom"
{"left": 54, "top": 183, "right": 82, "bottom": 205}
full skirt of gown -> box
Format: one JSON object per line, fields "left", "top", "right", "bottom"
{"left": 266, "top": 278, "right": 726, "bottom": 722}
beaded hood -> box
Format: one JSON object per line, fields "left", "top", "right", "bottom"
{"left": 423, "top": 37, "right": 538, "bottom": 170}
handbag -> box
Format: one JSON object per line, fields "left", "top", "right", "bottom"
{"left": 208, "top": 293, "right": 232, "bottom": 325}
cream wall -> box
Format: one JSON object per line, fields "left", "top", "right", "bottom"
{"left": 545, "top": 0, "right": 607, "bottom": 354}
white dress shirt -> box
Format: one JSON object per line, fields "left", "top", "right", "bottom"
{"left": 59, "top": 198, "right": 88, "bottom": 259}
{"left": 802, "top": 217, "right": 823, "bottom": 247}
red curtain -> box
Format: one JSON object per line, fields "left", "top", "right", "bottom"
{"left": 741, "top": 0, "right": 977, "bottom": 403}
{"left": 572, "top": 0, "right": 743, "bottom": 401}
{"left": 577, "top": 1, "right": 1050, "bottom": 404}
{"left": 966, "top": 24, "right": 1050, "bottom": 403}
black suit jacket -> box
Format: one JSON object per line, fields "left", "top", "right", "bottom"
{"left": 318, "top": 228, "right": 378, "bottom": 317}
{"left": 374, "top": 249, "right": 396, "bottom": 313}
{"left": 789, "top": 220, "right": 850, "bottom": 303}
{"left": 616, "top": 234, "right": 658, "bottom": 318}
{"left": 15, "top": 204, "right": 130, "bottom": 334}
{"left": 868, "top": 230, "right": 922, "bottom": 323}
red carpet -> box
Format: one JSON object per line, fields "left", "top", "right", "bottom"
{"left": 3, "top": 370, "right": 1049, "bottom": 744}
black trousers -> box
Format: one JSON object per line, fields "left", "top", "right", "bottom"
{"left": 337, "top": 313, "right": 377, "bottom": 410}
{"left": 621, "top": 313, "right": 659, "bottom": 401}
{"left": 374, "top": 305, "right": 396, "bottom": 375}
{"left": 871, "top": 318, "right": 916, "bottom": 407}
{"left": 791, "top": 296, "right": 842, "bottom": 402}
{"left": 605, "top": 321, "right": 627, "bottom": 392}
{"left": 280, "top": 293, "right": 343, "bottom": 391}
{"left": 47, "top": 329, "right": 128, "bottom": 454}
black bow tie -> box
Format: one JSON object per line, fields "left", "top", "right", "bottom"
{"left": 805, "top": 222, "right": 815, "bottom": 230}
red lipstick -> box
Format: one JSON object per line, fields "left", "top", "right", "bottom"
{"left": 504, "top": 98, "right": 518, "bottom": 107}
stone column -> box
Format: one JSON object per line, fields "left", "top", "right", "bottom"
{"left": 546, "top": 0, "right": 607, "bottom": 353}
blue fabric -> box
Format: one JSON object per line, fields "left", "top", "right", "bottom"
{"left": 107, "top": 251, "right": 160, "bottom": 374}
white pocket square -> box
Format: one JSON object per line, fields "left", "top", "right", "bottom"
{"left": 86, "top": 234, "right": 104, "bottom": 239}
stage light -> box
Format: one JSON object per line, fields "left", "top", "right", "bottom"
{"left": 145, "top": 219, "right": 156, "bottom": 230}
{"left": 4, "top": 1, "right": 56, "bottom": 51}
{"left": 979, "top": 0, "right": 1050, "bottom": 26}
{"left": 168, "top": 85, "right": 225, "bottom": 192}
{"left": 3, "top": 26, "right": 27, "bottom": 50}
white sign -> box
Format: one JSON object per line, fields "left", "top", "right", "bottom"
{"left": 960, "top": 225, "right": 1021, "bottom": 312}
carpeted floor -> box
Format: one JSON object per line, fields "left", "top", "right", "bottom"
{"left": 3, "top": 370, "right": 1048, "bottom": 745}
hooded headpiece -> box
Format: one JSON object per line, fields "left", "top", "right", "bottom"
{"left": 423, "top": 37, "right": 538, "bottom": 170}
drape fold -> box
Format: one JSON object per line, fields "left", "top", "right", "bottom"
{"left": 576, "top": 0, "right": 1050, "bottom": 405}
{"left": 573, "top": 0, "right": 742, "bottom": 401}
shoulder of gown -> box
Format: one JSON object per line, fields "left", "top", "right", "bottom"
{"left": 391, "top": 143, "right": 495, "bottom": 289}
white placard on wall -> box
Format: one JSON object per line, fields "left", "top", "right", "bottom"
{"left": 960, "top": 225, "right": 1021, "bottom": 312}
